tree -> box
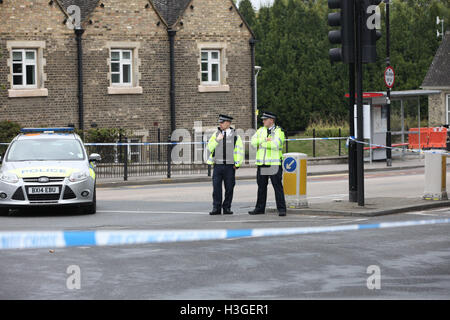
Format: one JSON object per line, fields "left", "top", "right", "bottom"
{"left": 238, "top": 0, "right": 256, "bottom": 27}
{"left": 247, "top": 0, "right": 450, "bottom": 131}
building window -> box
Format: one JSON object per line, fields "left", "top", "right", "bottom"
{"left": 197, "top": 43, "right": 230, "bottom": 93}
{"left": 7, "top": 41, "right": 48, "bottom": 98}
{"left": 110, "top": 49, "right": 133, "bottom": 86}
{"left": 201, "top": 50, "right": 220, "bottom": 85}
{"left": 106, "top": 42, "right": 142, "bottom": 95}
{"left": 12, "top": 49, "right": 37, "bottom": 88}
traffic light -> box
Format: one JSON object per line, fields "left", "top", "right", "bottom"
{"left": 327, "top": 0, "right": 355, "bottom": 63}
{"left": 361, "top": 0, "right": 382, "bottom": 63}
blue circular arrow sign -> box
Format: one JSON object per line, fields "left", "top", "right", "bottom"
{"left": 283, "top": 157, "right": 297, "bottom": 173}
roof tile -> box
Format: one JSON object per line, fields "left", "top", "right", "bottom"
{"left": 422, "top": 32, "right": 450, "bottom": 88}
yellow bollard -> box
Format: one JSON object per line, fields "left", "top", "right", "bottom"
{"left": 282, "top": 153, "right": 308, "bottom": 208}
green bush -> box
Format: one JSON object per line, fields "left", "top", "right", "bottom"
{"left": 304, "top": 120, "right": 349, "bottom": 138}
{"left": 81, "top": 128, "right": 133, "bottom": 163}
{"left": 82, "top": 128, "right": 131, "bottom": 143}
{"left": 0, "top": 120, "right": 21, "bottom": 155}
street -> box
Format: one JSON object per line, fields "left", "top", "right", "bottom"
{"left": 0, "top": 167, "right": 449, "bottom": 299}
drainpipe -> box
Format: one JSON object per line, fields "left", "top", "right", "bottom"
{"left": 168, "top": 28, "right": 177, "bottom": 134}
{"left": 249, "top": 38, "right": 257, "bottom": 129}
{"left": 75, "top": 27, "right": 85, "bottom": 138}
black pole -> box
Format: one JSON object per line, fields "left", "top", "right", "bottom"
{"left": 356, "top": 0, "right": 365, "bottom": 207}
{"left": 75, "top": 28, "right": 85, "bottom": 139}
{"left": 339, "top": 128, "right": 342, "bottom": 156}
{"left": 123, "top": 134, "right": 128, "bottom": 181}
{"left": 168, "top": 29, "right": 177, "bottom": 134}
{"left": 167, "top": 135, "right": 172, "bottom": 179}
{"left": 349, "top": 61, "right": 357, "bottom": 202}
{"left": 385, "top": 0, "right": 392, "bottom": 167}
{"left": 285, "top": 132, "right": 289, "bottom": 153}
{"left": 313, "top": 128, "right": 316, "bottom": 157}
{"left": 157, "top": 127, "right": 161, "bottom": 162}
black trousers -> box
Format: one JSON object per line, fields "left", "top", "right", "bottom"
{"left": 212, "top": 164, "right": 236, "bottom": 210}
{"left": 255, "top": 165, "right": 286, "bottom": 212}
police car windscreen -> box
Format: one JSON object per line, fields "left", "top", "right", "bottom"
{"left": 6, "top": 139, "right": 85, "bottom": 161}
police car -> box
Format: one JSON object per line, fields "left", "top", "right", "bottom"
{"left": 0, "top": 128, "right": 101, "bottom": 215}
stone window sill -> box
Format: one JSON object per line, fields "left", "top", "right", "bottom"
{"left": 8, "top": 88, "right": 48, "bottom": 98}
{"left": 108, "top": 86, "right": 143, "bottom": 95}
{"left": 198, "top": 85, "right": 230, "bottom": 93}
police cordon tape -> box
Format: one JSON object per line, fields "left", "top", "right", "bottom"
{"left": 0, "top": 137, "right": 348, "bottom": 147}
{"left": 347, "top": 136, "right": 450, "bottom": 156}
{"left": 2, "top": 136, "right": 447, "bottom": 155}
{"left": 1, "top": 218, "right": 449, "bottom": 250}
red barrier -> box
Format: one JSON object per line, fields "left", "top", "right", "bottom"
{"left": 428, "top": 127, "right": 447, "bottom": 148}
{"left": 408, "top": 127, "right": 447, "bottom": 149}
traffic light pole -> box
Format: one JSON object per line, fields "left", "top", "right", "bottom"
{"left": 356, "top": 0, "right": 365, "bottom": 206}
{"left": 385, "top": 0, "right": 392, "bottom": 167}
{"left": 348, "top": 62, "right": 358, "bottom": 203}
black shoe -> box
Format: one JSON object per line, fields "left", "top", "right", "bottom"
{"left": 278, "top": 211, "right": 287, "bottom": 217}
{"left": 223, "top": 209, "right": 233, "bottom": 215}
{"left": 248, "top": 209, "right": 264, "bottom": 215}
{"left": 209, "top": 209, "right": 221, "bottom": 215}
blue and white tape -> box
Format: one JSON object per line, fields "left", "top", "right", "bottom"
{"left": 1, "top": 218, "right": 449, "bottom": 250}
{"left": 348, "top": 137, "right": 450, "bottom": 156}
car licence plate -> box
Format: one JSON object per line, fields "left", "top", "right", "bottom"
{"left": 29, "top": 187, "right": 59, "bottom": 194}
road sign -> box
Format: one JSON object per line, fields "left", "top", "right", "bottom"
{"left": 283, "top": 157, "right": 297, "bottom": 173}
{"left": 384, "top": 66, "right": 395, "bottom": 88}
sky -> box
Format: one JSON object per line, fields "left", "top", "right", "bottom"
{"left": 249, "top": 0, "right": 275, "bottom": 10}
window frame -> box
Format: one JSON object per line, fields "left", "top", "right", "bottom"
{"left": 110, "top": 49, "right": 133, "bottom": 87}
{"left": 11, "top": 49, "right": 38, "bottom": 89}
{"left": 200, "top": 50, "right": 221, "bottom": 85}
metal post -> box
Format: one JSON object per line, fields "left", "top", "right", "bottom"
{"left": 401, "top": 99, "right": 405, "bottom": 158}
{"left": 385, "top": 0, "right": 392, "bottom": 167}
{"left": 255, "top": 66, "right": 261, "bottom": 130}
{"left": 349, "top": 61, "right": 357, "bottom": 203}
{"left": 124, "top": 138, "right": 128, "bottom": 181}
{"left": 418, "top": 96, "right": 421, "bottom": 156}
{"left": 167, "top": 135, "right": 172, "bottom": 179}
{"left": 313, "top": 128, "right": 316, "bottom": 158}
{"left": 339, "top": 128, "right": 342, "bottom": 156}
{"left": 356, "top": 0, "right": 365, "bottom": 206}
{"left": 157, "top": 127, "right": 161, "bottom": 162}
{"left": 285, "top": 132, "right": 289, "bottom": 153}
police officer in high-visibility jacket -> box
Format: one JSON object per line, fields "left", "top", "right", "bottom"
{"left": 207, "top": 114, "right": 244, "bottom": 215}
{"left": 248, "top": 111, "right": 287, "bottom": 216}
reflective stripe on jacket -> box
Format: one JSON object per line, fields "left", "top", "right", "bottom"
{"left": 207, "top": 129, "right": 244, "bottom": 167}
{"left": 251, "top": 126, "right": 285, "bottom": 166}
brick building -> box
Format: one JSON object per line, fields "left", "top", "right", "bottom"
{"left": 0, "top": 0, "right": 256, "bottom": 143}
{"left": 422, "top": 32, "right": 450, "bottom": 126}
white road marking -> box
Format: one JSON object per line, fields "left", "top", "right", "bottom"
{"left": 404, "top": 211, "right": 439, "bottom": 216}
{"left": 327, "top": 218, "right": 369, "bottom": 225}
{"left": 97, "top": 210, "right": 207, "bottom": 215}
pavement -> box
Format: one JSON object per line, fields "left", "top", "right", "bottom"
{"left": 268, "top": 197, "right": 450, "bottom": 217}
{"left": 95, "top": 154, "right": 450, "bottom": 218}
{"left": 96, "top": 153, "right": 429, "bottom": 188}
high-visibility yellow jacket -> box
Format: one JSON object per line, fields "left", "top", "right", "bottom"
{"left": 207, "top": 128, "right": 244, "bottom": 167}
{"left": 251, "top": 126, "right": 285, "bottom": 166}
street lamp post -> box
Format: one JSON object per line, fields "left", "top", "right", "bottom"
{"left": 254, "top": 66, "right": 261, "bottom": 129}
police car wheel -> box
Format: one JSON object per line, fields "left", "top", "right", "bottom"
{"left": 83, "top": 188, "right": 96, "bottom": 215}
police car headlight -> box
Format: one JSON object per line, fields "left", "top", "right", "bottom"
{"left": 0, "top": 172, "right": 19, "bottom": 184}
{"left": 69, "top": 171, "right": 89, "bottom": 182}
